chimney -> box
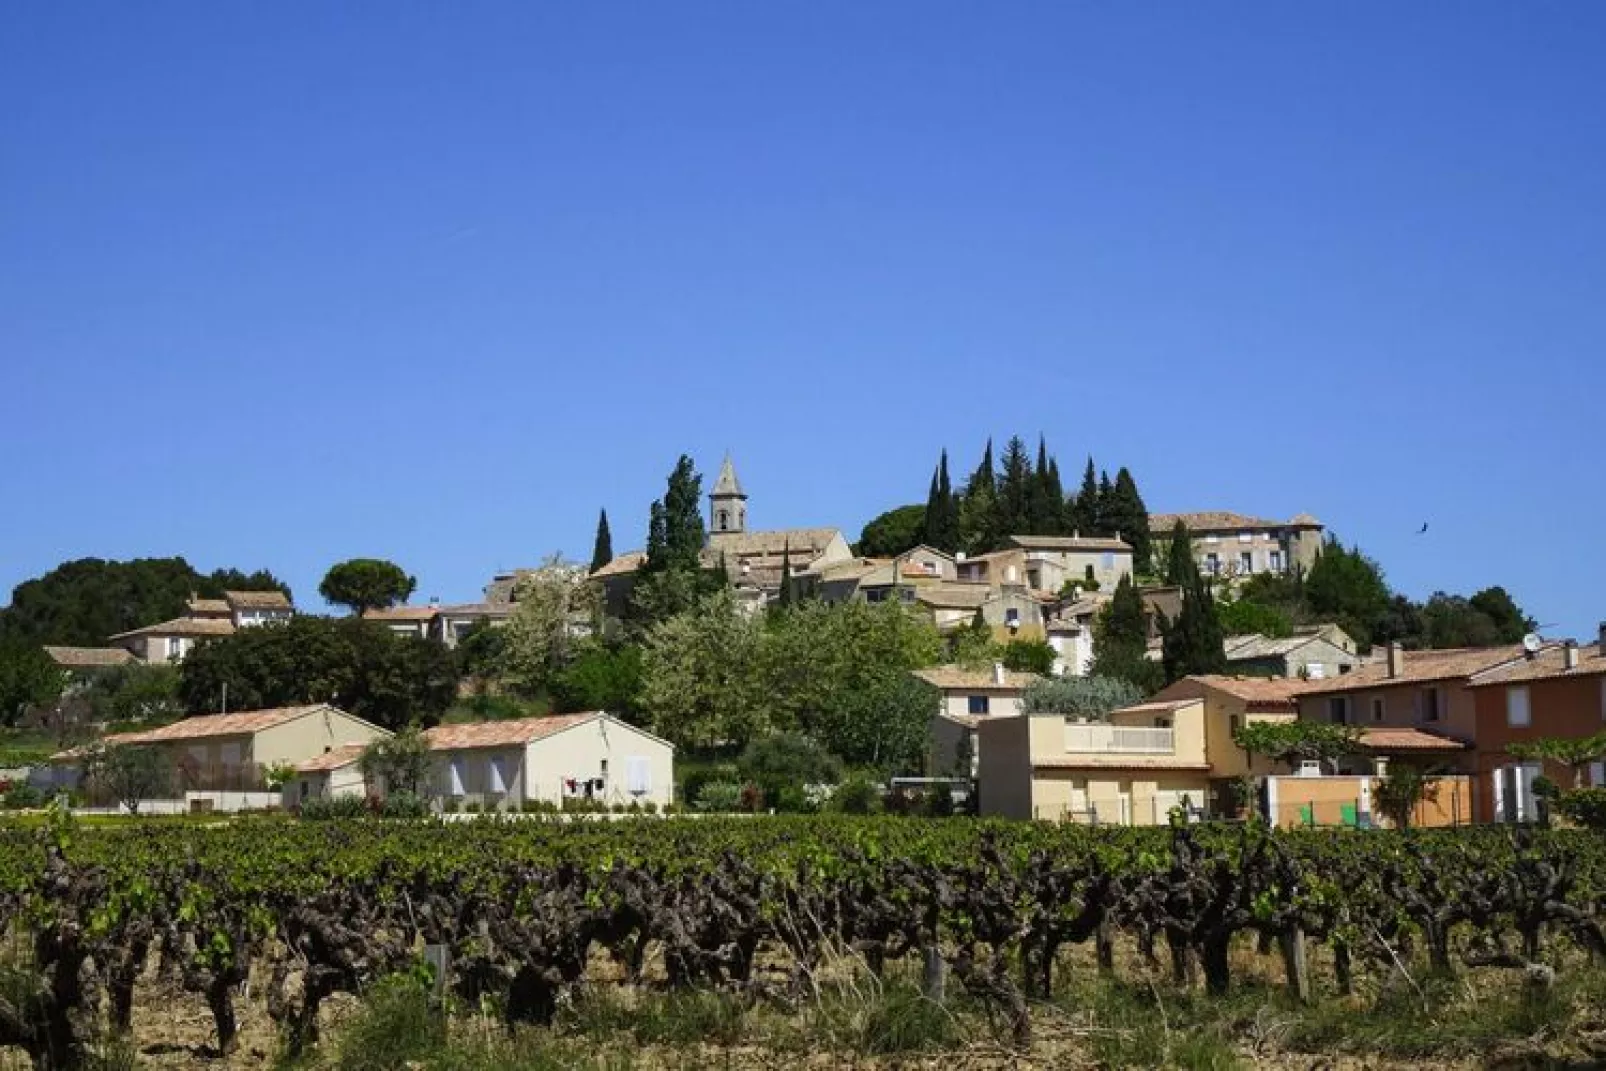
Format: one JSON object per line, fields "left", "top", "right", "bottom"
{"left": 1386, "top": 641, "right": 1405, "bottom": 679}
{"left": 993, "top": 661, "right": 1006, "bottom": 686}
{"left": 1564, "top": 640, "right": 1580, "bottom": 671}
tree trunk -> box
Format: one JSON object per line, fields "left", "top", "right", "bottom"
{"left": 207, "top": 979, "right": 238, "bottom": 1055}
{"left": 1201, "top": 936, "right": 1232, "bottom": 996}
{"left": 1280, "top": 925, "right": 1310, "bottom": 1004}
{"left": 1333, "top": 940, "right": 1353, "bottom": 997}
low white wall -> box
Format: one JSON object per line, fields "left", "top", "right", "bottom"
{"left": 72, "top": 790, "right": 282, "bottom": 816}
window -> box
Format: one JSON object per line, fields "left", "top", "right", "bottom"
{"left": 920, "top": 560, "right": 938, "bottom": 576}
{"left": 1238, "top": 532, "right": 1252, "bottom": 543}
{"left": 1005, "top": 566, "right": 1019, "bottom": 583}
{"left": 968, "top": 695, "right": 991, "bottom": 716}
{"left": 449, "top": 757, "right": 466, "bottom": 797}
{"left": 1328, "top": 696, "right": 1350, "bottom": 725}
{"left": 1306, "top": 662, "right": 1326, "bottom": 680}
{"left": 625, "top": 756, "right": 650, "bottom": 794}
{"left": 1419, "top": 687, "right": 1441, "bottom": 723}
{"left": 1506, "top": 685, "right": 1531, "bottom": 728}
{"left": 1237, "top": 551, "right": 1253, "bottom": 574}
{"left": 600, "top": 758, "right": 609, "bottom": 777}
{"left": 1268, "top": 550, "right": 1284, "bottom": 572}
{"left": 865, "top": 588, "right": 886, "bottom": 603}
{"left": 1371, "top": 697, "right": 1385, "bottom": 723}
{"left": 717, "top": 510, "right": 728, "bottom": 530}
{"left": 899, "top": 587, "right": 915, "bottom": 603}
{"left": 1101, "top": 552, "right": 1114, "bottom": 569}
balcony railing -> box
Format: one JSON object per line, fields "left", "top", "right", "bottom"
{"left": 1064, "top": 724, "right": 1175, "bottom": 755}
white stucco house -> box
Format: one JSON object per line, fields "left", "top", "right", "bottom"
{"left": 423, "top": 712, "right": 674, "bottom": 810}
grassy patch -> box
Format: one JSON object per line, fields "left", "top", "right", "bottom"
{"left": 329, "top": 975, "right": 447, "bottom": 1071}
{"left": 565, "top": 986, "right": 746, "bottom": 1047}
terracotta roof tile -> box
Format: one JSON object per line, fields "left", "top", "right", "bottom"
{"left": 913, "top": 584, "right": 993, "bottom": 610}
{"left": 225, "top": 590, "right": 292, "bottom": 609}
{"left": 186, "top": 598, "right": 232, "bottom": 615}
{"left": 364, "top": 606, "right": 441, "bottom": 622}
{"left": 1358, "top": 727, "right": 1470, "bottom": 751}
{"left": 294, "top": 743, "right": 370, "bottom": 773}
{"left": 1300, "top": 646, "right": 1529, "bottom": 694}
{"left": 1152, "top": 674, "right": 1312, "bottom": 711}
{"left": 103, "top": 705, "right": 332, "bottom": 746}
{"left": 44, "top": 646, "right": 137, "bottom": 668}
{"left": 912, "top": 666, "right": 1039, "bottom": 691}
{"left": 424, "top": 712, "right": 603, "bottom": 750}
{"left": 1148, "top": 511, "right": 1322, "bottom": 533}
{"left": 1006, "top": 535, "right": 1133, "bottom": 553}
{"left": 1467, "top": 643, "right": 1606, "bottom": 686}
{"left": 109, "top": 616, "right": 238, "bottom": 640}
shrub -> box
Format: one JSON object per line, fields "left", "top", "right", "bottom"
{"left": 300, "top": 794, "right": 369, "bottom": 820}
{"left": 834, "top": 774, "right": 882, "bottom": 815}
{"left": 331, "top": 975, "right": 444, "bottom": 1071}
{"left": 3, "top": 784, "right": 44, "bottom": 810}
{"left": 738, "top": 732, "right": 842, "bottom": 809}
{"left": 739, "top": 782, "right": 764, "bottom": 812}
{"left": 1000, "top": 639, "right": 1056, "bottom": 675}
{"left": 1022, "top": 675, "right": 1143, "bottom": 718}
{"left": 1556, "top": 787, "right": 1606, "bottom": 830}
{"left": 682, "top": 763, "right": 740, "bottom": 809}
{"left": 380, "top": 791, "right": 428, "bottom": 820}
{"left": 694, "top": 781, "right": 743, "bottom": 813}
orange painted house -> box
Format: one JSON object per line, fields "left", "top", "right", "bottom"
{"left": 1465, "top": 636, "right": 1606, "bottom": 822}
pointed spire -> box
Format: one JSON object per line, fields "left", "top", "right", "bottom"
{"left": 712, "top": 454, "right": 745, "bottom": 498}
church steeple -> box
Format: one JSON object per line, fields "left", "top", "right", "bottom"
{"left": 709, "top": 454, "right": 747, "bottom": 536}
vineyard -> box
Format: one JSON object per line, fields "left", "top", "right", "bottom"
{"left": 1, "top": 815, "right": 1605, "bottom": 1069}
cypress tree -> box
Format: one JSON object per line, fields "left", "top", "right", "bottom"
{"left": 1073, "top": 457, "right": 1099, "bottom": 535}
{"left": 960, "top": 439, "right": 999, "bottom": 553}
{"left": 1090, "top": 574, "right": 1162, "bottom": 692}
{"left": 1027, "top": 436, "right": 1063, "bottom": 534}
{"left": 921, "top": 461, "right": 943, "bottom": 547}
{"left": 1106, "top": 468, "right": 1153, "bottom": 575}
{"left": 776, "top": 539, "right": 794, "bottom": 608}
{"left": 589, "top": 509, "right": 614, "bottom": 574}
{"left": 996, "top": 436, "right": 1034, "bottom": 539}
{"left": 1095, "top": 470, "right": 1115, "bottom": 536}
{"left": 1161, "top": 521, "right": 1227, "bottom": 682}
{"left": 933, "top": 449, "right": 959, "bottom": 551}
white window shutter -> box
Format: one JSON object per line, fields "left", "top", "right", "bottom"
{"left": 449, "top": 757, "right": 465, "bottom": 796}
{"left": 489, "top": 756, "right": 506, "bottom": 793}
{"left": 1492, "top": 769, "right": 1505, "bottom": 823}
{"left": 626, "top": 756, "right": 650, "bottom": 794}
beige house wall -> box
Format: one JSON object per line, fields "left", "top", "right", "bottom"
{"left": 434, "top": 746, "right": 528, "bottom": 810}
{"left": 1107, "top": 700, "right": 1208, "bottom": 765}
{"left": 252, "top": 708, "right": 390, "bottom": 766}
{"left": 522, "top": 717, "right": 675, "bottom": 808}
{"left": 1030, "top": 770, "right": 1212, "bottom": 825}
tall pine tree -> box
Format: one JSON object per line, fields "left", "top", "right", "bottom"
{"left": 589, "top": 509, "right": 614, "bottom": 574}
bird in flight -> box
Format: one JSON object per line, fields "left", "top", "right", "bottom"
{"left": 1417, "top": 523, "right": 1429, "bottom": 534}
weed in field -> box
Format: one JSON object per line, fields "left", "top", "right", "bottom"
{"left": 329, "top": 975, "right": 447, "bottom": 1071}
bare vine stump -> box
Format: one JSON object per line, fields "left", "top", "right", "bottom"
{"left": 1096, "top": 921, "right": 1115, "bottom": 975}
{"left": 1280, "top": 925, "right": 1310, "bottom": 1004}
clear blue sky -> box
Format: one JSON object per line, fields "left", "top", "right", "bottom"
{"left": 3, "top": 4, "right": 1603, "bottom": 635}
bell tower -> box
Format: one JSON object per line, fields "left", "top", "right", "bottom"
{"left": 709, "top": 454, "right": 747, "bottom": 539}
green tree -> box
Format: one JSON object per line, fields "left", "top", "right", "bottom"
{"left": 857, "top": 504, "right": 926, "bottom": 557}
{"left": 632, "top": 455, "right": 715, "bottom": 626}
{"left": 177, "top": 616, "right": 458, "bottom": 730}
{"left": 950, "top": 609, "right": 997, "bottom": 669}
{"left": 84, "top": 663, "right": 183, "bottom": 725}
{"left": 1026, "top": 436, "right": 1063, "bottom": 535}
{"left": 994, "top": 436, "right": 1034, "bottom": 538}
{"left": 549, "top": 640, "right": 644, "bottom": 720}
{"left": 500, "top": 557, "right": 600, "bottom": 697}
{"left": 1373, "top": 763, "right": 1433, "bottom": 829}
{"left": 1072, "top": 457, "right": 1099, "bottom": 535}
{"left": 0, "top": 557, "right": 286, "bottom": 647}
{"left": 1160, "top": 522, "right": 1227, "bottom": 682}
{"left": 776, "top": 540, "right": 795, "bottom": 609}
{"left": 455, "top": 620, "right": 510, "bottom": 682}
{"left": 959, "top": 439, "right": 999, "bottom": 553}
{"left": 1095, "top": 471, "right": 1115, "bottom": 535}
{"left": 1233, "top": 720, "right": 1359, "bottom": 772}
{"left": 1090, "top": 574, "right": 1162, "bottom": 692}
{"left": 1217, "top": 597, "right": 1294, "bottom": 639}
{"left": 318, "top": 559, "right": 416, "bottom": 616}
{"left": 0, "top": 643, "right": 62, "bottom": 727}
{"left": 738, "top": 732, "right": 842, "bottom": 808}
{"left": 1000, "top": 639, "right": 1055, "bottom": 675}
{"left": 1103, "top": 468, "right": 1152, "bottom": 575}
{"left": 922, "top": 449, "right": 960, "bottom": 551}
{"left": 359, "top": 724, "right": 432, "bottom": 799}
{"left": 638, "top": 589, "right": 768, "bottom": 749}
{"left": 1021, "top": 675, "right": 1143, "bottom": 718}
{"left": 82, "top": 743, "right": 171, "bottom": 815}
{"left": 1468, "top": 586, "right": 1534, "bottom": 644}
{"left": 1419, "top": 593, "right": 1502, "bottom": 649}
{"left": 1507, "top": 732, "right": 1606, "bottom": 789}
{"left": 589, "top": 509, "right": 614, "bottom": 574}
{"left": 1304, "top": 538, "right": 1393, "bottom": 650}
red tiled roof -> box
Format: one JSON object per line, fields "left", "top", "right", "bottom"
{"left": 1300, "top": 646, "right": 1528, "bottom": 694}
{"left": 1358, "top": 727, "right": 1470, "bottom": 752}
{"left": 423, "top": 712, "right": 603, "bottom": 750}
{"left": 44, "top": 646, "right": 136, "bottom": 668}
{"left": 1153, "top": 674, "right": 1312, "bottom": 711}
{"left": 225, "top": 590, "right": 292, "bottom": 609}
{"left": 109, "top": 616, "right": 237, "bottom": 640}
{"left": 294, "top": 743, "right": 369, "bottom": 773}
{"left": 59, "top": 705, "right": 335, "bottom": 756}
{"left": 1467, "top": 643, "right": 1606, "bottom": 686}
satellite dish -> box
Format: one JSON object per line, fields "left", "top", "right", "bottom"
{"left": 1522, "top": 632, "right": 1543, "bottom": 654}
